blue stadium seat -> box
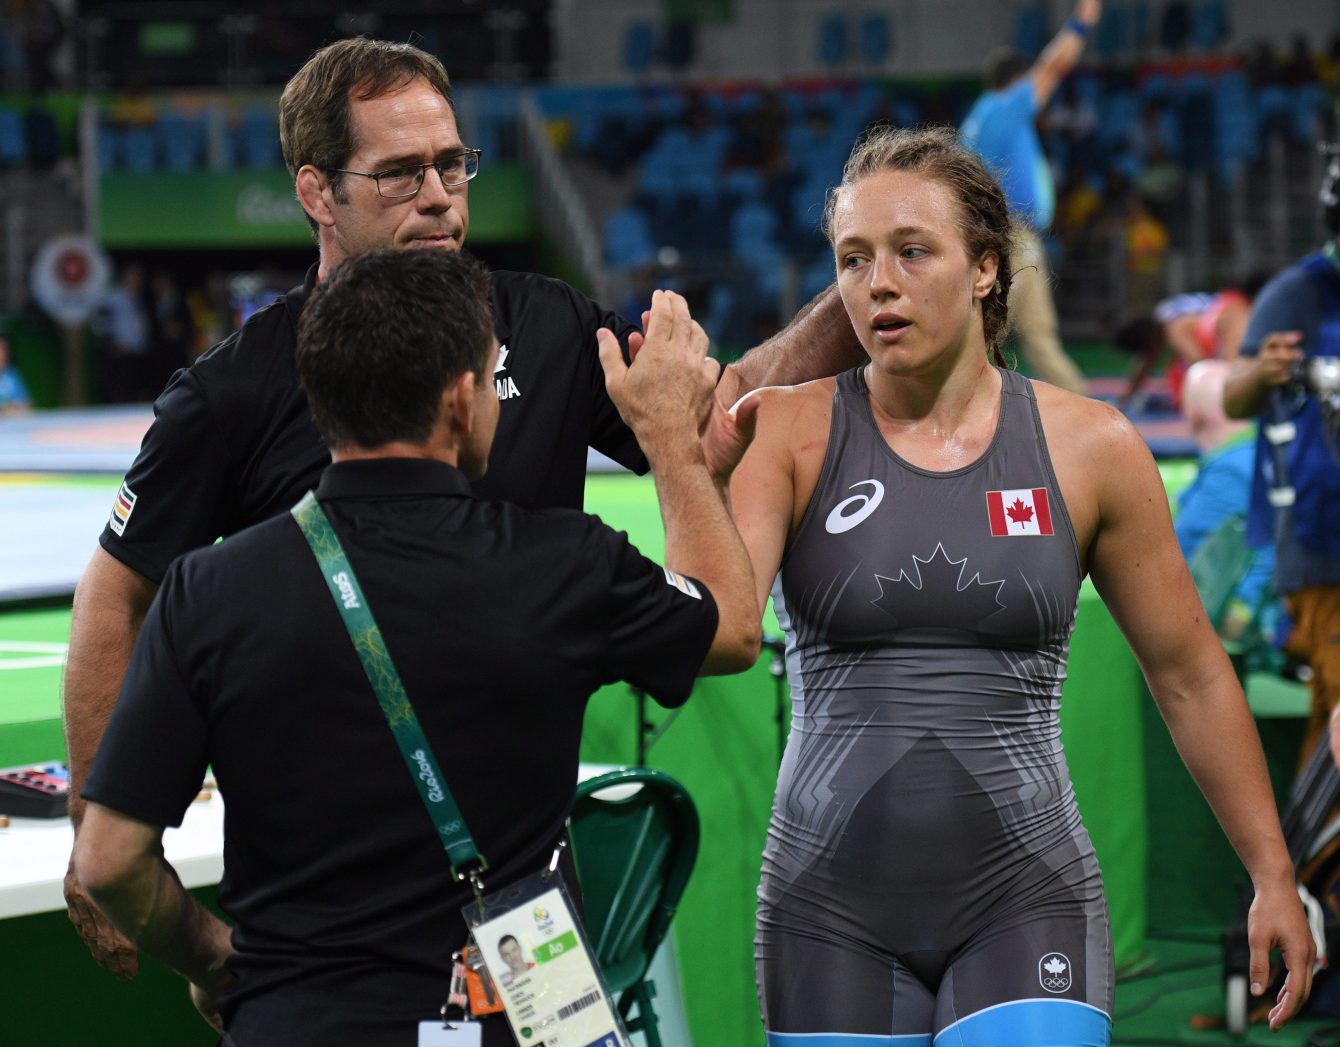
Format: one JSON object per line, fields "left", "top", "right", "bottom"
{"left": 1293, "top": 82, "right": 1326, "bottom": 142}
{"left": 1091, "top": 3, "right": 1125, "bottom": 58}
{"left": 817, "top": 12, "right": 848, "bottom": 68}
{"left": 1097, "top": 91, "right": 1140, "bottom": 153}
{"left": 730, "top": 200, "right": 788, "bottom": 300}
{"left": 0, "top": 106, "right": 26, "bottom": 166}
{"left": 1127, "top": 1, "right": 1153, "bottom": 50}
{"left": 1191, "top": 0, "right": 1228, "bottom": 50}
{"left": 858, "top": 12, "right": 892, "bottom": 64}
{"left": 1015, "top": 4, "right": 1048, "bottom": 56}
{"left": 721, "top": 167, "right": 763, "bottom": 202}
{"left": 1211, "top": 70, "right": 1255, "bottom": 181}
{"left": 120, "top": 125, "right": 156, "bottom": 172}
{"left": 97, "top": 124, "right": 120, "bottom": 172}
{"left": 1139, "top": 72, "right": 1175, "bottom": 103}
{"left": 604, "top": 206, "right": 656, "bottom": 270}
{"left": 1172, "top": 77, "right": 1212, "bottom": 171}
{"left": 236, "top": 106, "right": 279, "bottom": 169}
{"left": 799, "top": 251, "right": 836, "bottom": 304}
{"left": 157, "top": 109, "right": 204, "bottom": 172}
{"left": 624, "top": 20, "right": 656, "bottom": 74}
{"left": 25, "top": 108, "right": 61, "bottom": 168}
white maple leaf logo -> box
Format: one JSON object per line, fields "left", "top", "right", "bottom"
{"left": 1044, "top": 957, "right": 1067, "bottom": 976}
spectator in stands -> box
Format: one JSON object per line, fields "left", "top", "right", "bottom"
{"left": 1280, "top": 33, "right": 1318, "bottom": 87}
{"left": 1317, "top": 34, "right": 1340, "bottom": 91}
{"left": 1054, "top": 168, "right": 1103, "bottom": 254}
{"left": 1176, "top": 359, "right": 1276, "bottom": 640}
{"left": 97, "top": 264, "right": 151, "bottom": 403}
{"left": 1243, "top": 39, "right": 1282, "bottom": 90}
{"left": 147, "top": 270, "right": 194, "bottom": 387}
{"left": 0, "top": 333, "right": 32, "bottom": 414}
{"left": 1042, "top": 77, "right": 1098, "bottom": 175}
{"left": 1123, "top": 193, "right": 1170, "bottom": 318}
{"left": 19, "top": 0, "right": 67, "bottom": 94}
{"left": 961, "top": 0, "right": 1100, "bottom": 395}
{"left": 185, "top": 271, "right": 231, "bottom": 359}
{"left": 1116, "top": 275, "right": 1264, "bottom": 410}
{"left": 1224, "top": 220, "right": 1340, "bottom": 770}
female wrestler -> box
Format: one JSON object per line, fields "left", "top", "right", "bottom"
{"left": 724, "top": 125, "right": 1313, "bottom": 1046}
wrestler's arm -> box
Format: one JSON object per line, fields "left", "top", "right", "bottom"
{"left": 727, "top": 387, "right": 815, "bottom": 615}
{"left": 1079, "top": 401, "right": 1312, "bottom": 1030}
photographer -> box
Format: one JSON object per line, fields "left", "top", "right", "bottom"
{"left": 1224, "top": 156, "right": 1340, "bottom": 768}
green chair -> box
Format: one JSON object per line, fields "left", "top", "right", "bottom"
{"left": 1184, "top": 516, "right": 1312, "bottom": 717}
{"left": 1185, "top": 515, "right": 1257, "bottom": 633}
{"left": 569, "top": 767, "right": 700, "bottom": 1047}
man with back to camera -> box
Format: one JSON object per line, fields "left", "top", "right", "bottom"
{"left": 960, "top": 0, "right": 1100, "bottom": 395}
{"left": 61, "top": 36, "right": 865, "bottom": 973}
{"left": 72, "top": 247, "right": 763, "bottom": 1045}
{"left": 1224, "top": 152, "right": 1340, "bottom": 769}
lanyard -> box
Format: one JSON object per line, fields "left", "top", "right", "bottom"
{"left": 290, "top": 490, "right": 487, "bottom": 885}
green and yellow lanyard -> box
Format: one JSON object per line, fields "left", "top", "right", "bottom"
{"left": 290, "top": 490, "right": 488, "bottom": 891}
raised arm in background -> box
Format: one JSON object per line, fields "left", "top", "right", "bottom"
{"left": 1030, "top": 0, "right": 1102, "bottom": 105}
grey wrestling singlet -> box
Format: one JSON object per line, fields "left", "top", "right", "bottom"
{"left": 757, "top": 366, "right": 1113, "bottom": 1044}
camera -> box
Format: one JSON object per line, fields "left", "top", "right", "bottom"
{"left": 1290, "top": 355, "right": 1340, "bottom": 462}
{"left": 1299, "top": 356, "right": 1340, "bottom": 411}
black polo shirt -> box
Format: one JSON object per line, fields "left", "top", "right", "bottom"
{"left": 99, "top": 264, "right": 648, "bottom": 585}
{"left": 84, "top": 457, "right": 717, "bottom": 1047}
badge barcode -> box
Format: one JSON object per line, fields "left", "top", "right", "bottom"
{"left": 557, "top": 989, "right": 602, "bottom": 1020}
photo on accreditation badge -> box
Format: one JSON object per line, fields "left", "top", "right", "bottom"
{"left": 471, "top": 883, "right": 628, "bottom": 1047}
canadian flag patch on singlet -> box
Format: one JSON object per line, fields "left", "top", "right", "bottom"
{"left": 985, "top": 487, "right": 1054, "bottom": 537}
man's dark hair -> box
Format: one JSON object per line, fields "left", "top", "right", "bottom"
{"left": 984, "top": 46, "right": 1031, "bottom": 91}
{"left": 279, "top": 37, "right": 455, "bottom": 232}
{"left": 297, "top": 249, "right": 493, "bottom": 450}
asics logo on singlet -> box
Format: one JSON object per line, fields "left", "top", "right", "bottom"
{"left": 824, "top": 479, "right": 885, "bottom": 534}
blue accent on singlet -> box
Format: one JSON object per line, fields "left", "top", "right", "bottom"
{"left": 932, "top": 998, "right": 1112, "bottom": 1047}
{"left": 768, "top": 1034, "right": 932, "bottom": 1047}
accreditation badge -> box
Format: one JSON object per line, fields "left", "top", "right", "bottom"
{"left": 417, "top": 1020, "right": 482, "bottom": 1046}
{"left": 462, "top": 869, "right": 629, "bottom": 1047}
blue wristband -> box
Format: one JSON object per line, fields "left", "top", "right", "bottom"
{"left": 1067, "top": 17, "right": 1092, "bottom": 37}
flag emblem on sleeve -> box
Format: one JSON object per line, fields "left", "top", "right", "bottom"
{"left": 986, "top": 487, "right": 1053, "bottom": 537}
{"left": 109, "top": 481, "right": 138, "bottom": 536}
{"left": 662, "top": 567, "right": 702, "bottom": 600}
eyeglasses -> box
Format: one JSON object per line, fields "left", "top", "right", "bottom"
{"left": 330, "top": 148, "right": 482, "bottom": 199}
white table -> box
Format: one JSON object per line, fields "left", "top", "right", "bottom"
{"left": 0, "top": 766, "right": 690, "bottom": 1047}
{"left": 0, "top": 789, "right": 226, "bottom": 920}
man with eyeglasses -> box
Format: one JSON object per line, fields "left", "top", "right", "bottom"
{"left": 61, "top": 36, "right": 863, "bottom": 985}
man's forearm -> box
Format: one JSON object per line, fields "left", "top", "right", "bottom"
{"left": 726, "top": 284, "right": 864, "bottom": 400}
{"left": 89, "top": 851, "right": 233, "bottom": 991}
{"left": 1223, "top": 360, "right": 1268, "bottom": 418}
{"left": 646, "top": 440, "right": 759, "bottom": 673}
{"left": 63, "top": 550, "right": 157, "bottom": 826}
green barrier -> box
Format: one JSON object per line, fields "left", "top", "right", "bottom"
{"left": 1, "top": 464, "right": 1292, "bottom": 1045}
{"left": 99, "top": 164, "right": 534, "bottom": 248}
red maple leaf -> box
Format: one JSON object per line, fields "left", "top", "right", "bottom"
{"left": 1006, "top": 498, "right": 1034, "bottom": 525}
